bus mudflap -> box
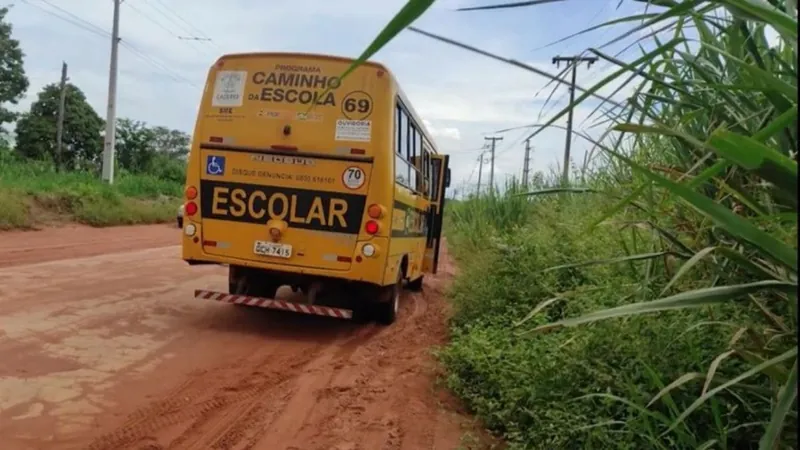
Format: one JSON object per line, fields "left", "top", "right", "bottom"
{"left": 194, "top": 289, "right": 353, "bottom": 319}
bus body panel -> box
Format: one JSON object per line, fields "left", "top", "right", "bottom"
{"left": 182, "top": 52, "right": 447, "bottom": 291}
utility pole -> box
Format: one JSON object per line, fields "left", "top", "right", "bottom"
{"left": 476, "top": 153, "right": 483, "bottom": 196}
{"left": 102, "top": 0, "right": 122, "bottom": 183}
{"left": 522, "top": 138, "right": 531, "bottom": 189}
{"left": 55, "top": 61, "right": 68, "bottom": 172}
{"left": 484, "top": 136, "right": 503, "bottom": 195}
{"left": 552, "top": 55, "right": 597, "bottom": 186}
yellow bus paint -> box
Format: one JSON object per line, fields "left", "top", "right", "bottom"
{"left": 180, "top": 52, "right": 450, "bottom": 312}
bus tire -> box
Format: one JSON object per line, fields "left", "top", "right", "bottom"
{"left": 374, "top": 270, "right": 402, "bottom": 325}
{"left": 407, "top": 274, "right": 424, "bottom": 292}
{"left": 351, "top": 303, "right": 372, "bottom": 324}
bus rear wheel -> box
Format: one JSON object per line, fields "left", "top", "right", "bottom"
{"left": 374, "top": 270, "right": 402, "bottom": 325}
{"left": 407, "top": 274, "right": 424, "bottom": 292}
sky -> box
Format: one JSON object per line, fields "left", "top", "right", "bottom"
{"left": 3, "top": 0, "right": 751, "bottom": 194}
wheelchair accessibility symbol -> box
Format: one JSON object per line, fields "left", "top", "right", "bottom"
{"left": 206, "top": 155, "right": 225, "bottom": 176}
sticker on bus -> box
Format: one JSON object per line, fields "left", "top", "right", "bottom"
{"left": 342, "top": 167, "right": 366, "bottom": 190}
{"left": 335, "top": 119, "right": 371, "bottom": 142}
{"left": 206, "top": 155, "right": 226, "bottom": 176}
{"left": 212, "top": 71, "right": 247, "bottom": 107}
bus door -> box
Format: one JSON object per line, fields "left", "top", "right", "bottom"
{"left": 423, "top": 154, "right": 450, "bottom": 274}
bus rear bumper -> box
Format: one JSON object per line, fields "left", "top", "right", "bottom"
{"left": 194, "top": 289, "right": 354, "bottom": 320}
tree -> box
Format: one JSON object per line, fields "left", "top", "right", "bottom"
{"left": 0, "top": 6, "right": 30, "bottom": 127}
{"left": 116, "top": 117, "right": 156, "bottom": 172}
{"left": 14, "top": 83, "right": 104, "bottom": 169}
{"left": 151, "top": 125, "right": 190, "bottom": 159}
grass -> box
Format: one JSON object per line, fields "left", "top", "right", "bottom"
{"left": 330, "top": 0, "right": 797, "bottom": 448}
{"left": 440, "top": 184, "right": 795, "bottom": 449}
{"left": 0, "top": 155, "right": 182, "bottom": 229}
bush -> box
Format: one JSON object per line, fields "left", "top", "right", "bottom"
{"left": 0, "top": 158, "right": 183, "bottom": 228}
{"left": 440, "top": 189, "right": 794, "bottom": 449}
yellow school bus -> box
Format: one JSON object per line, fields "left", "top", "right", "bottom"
{"left": 181, "top": 52, "right": 451, "bottom": 325}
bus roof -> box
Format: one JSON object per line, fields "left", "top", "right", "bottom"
{"left": 214, "top": 51, "right": 441, "bottom": 156}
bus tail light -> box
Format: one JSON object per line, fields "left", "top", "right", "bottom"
{"left": 185, "top": 201, "right": 198, "bottom": 216}
{"left": 350, "top": 148, "right": 366, "bottom": 155}
{"left": 364, "top": 220, "right": 379, "bottom": 235}
{"left": 367, "top": 204, "right": 384, "bottom": 219}
{"left": 185, "top": 185, "right": 197, "bottom": 200}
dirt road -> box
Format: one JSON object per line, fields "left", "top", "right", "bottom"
{"left": 0, "top": 224, "right": 473, "bottom": 450}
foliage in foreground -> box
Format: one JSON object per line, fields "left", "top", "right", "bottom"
{"left": 333, "top": 0, "right": 797, "bottom": 448}
{"left": 441, "top": 187, "right": 795, "bottom": 449}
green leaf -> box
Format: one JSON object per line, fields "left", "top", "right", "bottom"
{"left": 759, "top": 359, "right": 798, "bottom": 450}
{"left": 752, "top": 104, "right": 798, "bottom": 143}
{"left": 703, "top": 350, "right": 737, "bottom": 396}
{"left": 308, "top": 0, "right": 435, "bottom": 114}
{"left": 697, "top": 440, "right": 719, "bottom": 450}
{"left": 708, "top": 128, "right": 798, "bottom": 197}
{"left": 604, "top": 144, "right": 798, "bottom": 272}
{"left": 542, "top": 251, "right": 677, "bottom": 273}
{"left": 664, "top": 347, "right": 798, "bottom": 436}
{"left": 659, "top": 246, "right": 717, "bottom": 296}
{"left": 720, "top": 0, "right": 798, "bottom": 40}
{"left": 647, "top": 372, "right": 705, "bottom": 407}
{"left": 527, "top": 280, "right": 797, "bottom": 333}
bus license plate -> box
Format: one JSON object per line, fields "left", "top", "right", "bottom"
{"left": 253, "top": 241, "right": 292, "bottom": 258}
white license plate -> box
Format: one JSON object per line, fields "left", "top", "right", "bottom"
{"left": 253, "top": 241, "right": 292, "bottom": 258}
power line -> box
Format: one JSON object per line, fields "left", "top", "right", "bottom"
{"left": 125, "top": 1, "right": 214, "bottom": 57}
{"left": 20, "top": 0, "right": 198, "bottom": 87}
{"left": 144, "top": 0, "right": 218, "bottom": 45}
{"left": 22, "top": 0, "right": 108, "bottom": 38}
{"left": 118, "top": 40, "right": 198, "bottom": 87}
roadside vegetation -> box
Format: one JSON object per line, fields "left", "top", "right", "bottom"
{"left": 340, "top": 0, "right": 797, "bottom": 448}
{"left": 0, "top": 6, "right": 185, "bottom": 230}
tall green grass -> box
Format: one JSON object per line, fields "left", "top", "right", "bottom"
{"left": 0, "top": 155, "right": 182, "bottom": 229}
{"left": 338, "top": 0, "right": 797, "bottom": 448}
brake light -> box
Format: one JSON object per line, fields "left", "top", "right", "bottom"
{"left": 185, "top": 201, "right": 198, "bottom": 216}
{"left": 367, "top": 204, "right": 383, "bottom": 219}
{"left": 350, "top": 148, "right": 366, "bottom": 155}
{"left": 185, "top": 186, "right": 197, "bottom": 200}
{"left": 365, "top": 220, "right": 379, "bottom": 235}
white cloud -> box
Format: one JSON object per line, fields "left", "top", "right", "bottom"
{"left": 7, "top": 0, "right": 649, "bottom": 192}
{"left": 422, "top": 119, "right": 461, "bottom": 140}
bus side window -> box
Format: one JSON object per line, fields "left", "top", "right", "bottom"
{"left": 396, "top": 105, "right": 410, "bottom": 186}
{"left": 406, "top": 122, "right": 417, "bottom": 190}
{"left": 431, "top": 158, "right": 441, "bottom": 201}
{"left": 394, "top": 105, "right": 401, "bottom": 155}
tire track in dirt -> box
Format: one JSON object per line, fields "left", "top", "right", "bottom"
{"left": 0, "top": 224, "right": 179, "bottom": 268}
{"left": 1, "top": 225, "right": 480, "bottom": 450}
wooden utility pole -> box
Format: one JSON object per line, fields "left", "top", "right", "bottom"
{"left": 484, "top": 136, "right": 503, "bottom": 195}
{"left": 55, "top": 61, "right": 68, "bottom": 172}
{"left": 552, "top": 55, "right": 597, "bottom": 185}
